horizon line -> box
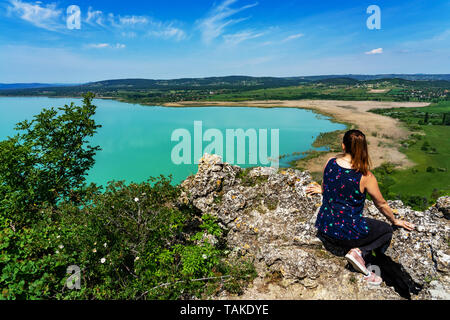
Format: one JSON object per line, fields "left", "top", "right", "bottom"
{"left": 1, "top": 73, "right": 450, "bottom": 85}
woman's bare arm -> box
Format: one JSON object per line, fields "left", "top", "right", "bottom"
{"left": 306, "top": 157, "right": 334, "bottom": 195}
{"left": 363, "top": 173, "right": 415, "bottom": 231}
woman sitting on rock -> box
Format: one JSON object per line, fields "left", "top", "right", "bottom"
{"left": 306, "top": 129, "right": 415, "bottom": 287}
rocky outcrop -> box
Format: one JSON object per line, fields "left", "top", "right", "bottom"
{"left": 180, "top": 154, "right": 450, "bottom": 300}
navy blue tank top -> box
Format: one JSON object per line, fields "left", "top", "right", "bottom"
{"left": 315, "top": 158, "right": 369, "bottom": 240}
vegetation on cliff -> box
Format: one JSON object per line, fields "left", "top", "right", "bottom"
{"left": 0, "top": 95, "right": 254, "bottom": 300}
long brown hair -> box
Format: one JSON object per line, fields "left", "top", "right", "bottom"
{"left": 342, "top": 130, "right": 371, "bottom": 176}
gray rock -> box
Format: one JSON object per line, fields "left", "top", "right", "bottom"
{"left": 436, "top": 196, "right": 450, "bottom": 219}
{"left": 180, "top": 154, "right": 450, "bottom": 300}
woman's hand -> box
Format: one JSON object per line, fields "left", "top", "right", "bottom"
{"left": 393, "top": 219, "right": 415, "bottom": 231}
{"left": 306, "top": 184, "right": 322, "bottom": 196}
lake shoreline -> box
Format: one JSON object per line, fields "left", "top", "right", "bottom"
{"left": 161, "top": 99, "right": 431, "bottom": 174}
{"left": 0, "top": 96, "right": 430, "bottom": 177}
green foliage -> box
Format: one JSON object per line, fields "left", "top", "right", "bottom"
{"left": 0, "top": 93, "right": 101, "bottom": 227}
{"left": 236, "top": 168, "right": 268, "bottom": 187}
{"left": 371, "top": 101, "right": 450, "bottom": 126}
{"left": 368, "top": 101, "right": 449, "bottom": 209}
{"left": 3, "top": 77, "right": 448, "bottom": 104}
{"left": 371, "top": 161, "right": 447, "bottom": 211}
{"left": 0, "top": 96, "right": 255, "bottom": 300}
{"left": 199, "top": 214, "right": 223, "bottom": 238}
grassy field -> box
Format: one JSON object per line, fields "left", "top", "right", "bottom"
{"left": 390, "top": 125, "right": 450, "bottom": 197}
{"left": 369, "top": 101, "right": 450, "bottom": 208}
{"left": 205, "top": 85, "right": 405, "bottom": 102}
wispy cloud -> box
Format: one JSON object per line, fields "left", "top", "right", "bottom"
{"left": 365, "top": 48, "right": 383, "bottom": 55}
{"left": 118, "top": 15, "right": 149, "bottom": 26}
{"left": 282, "top": 33, "right": 304, "bottom": 42}
{"left": 197, "top": 0, "right": 258, "bottom": 44}
{"left": 86, "top": 43, "right": 126, "bottom": 49}
{"left": 259, "top": 32, "right": 304, "bottom": 46}
{"left": 432, "top": 29, "right": 450, "bottom": 41}
{"left": 105, "top": 13, "right": 150, "bottom": 28}
{"left": 7, "top": 0, "right": 63, "bottom": 31}
{"left": 85, "top": 9, "right": 186, "bottom": 41}
{"left": 85, "top": 7, "right": 105, "bottom": 27}
{"left": 148, "top": 23, "right": 187, "bottom": 41}
{"left": 223, "top": 30, "right": 264, "bottom": 46}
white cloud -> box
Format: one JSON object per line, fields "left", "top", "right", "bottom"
{"left": 118, "top": 15, "right": 149, "bottom": 26}
{"left": 223, "top": 30, "right": 264, "bottom": 46}
{"left": 7, "top": 0, "right": 63, "bottom": 31}
{"left": 86, "top": 7, "right": 104, "bottom": 26}
{"left": 84, "top": 8, "right": 186, "bottom": 41}
{"left": 7, "top": 1, "right": 187, "bottom": 42}
{"left": 197, "top": 0, "right": 259, "bottom": 43}
{"left": 365, "top": 48, "right": 383, "bottom": 55}
{"left": 282, "top": 33, "right": 304, "bottom": 42}
{"left": 148, "top": 24, "right": 187, "bottom": 41}
{"left": 86, "top": 43, "right": 126, "bottom": 49}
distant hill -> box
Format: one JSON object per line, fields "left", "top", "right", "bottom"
{"left": 81, "top": 76, "right": 303, "bottom": 90}
{"left": 292, "top": 74, "right": 450, "bottom": 81}
{"left": 0, "top": 75, "right": 448, "bottom": 98}
{"left": 0, "top": 83, "right": 75, "bottom": 90}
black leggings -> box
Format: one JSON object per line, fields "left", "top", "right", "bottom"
{"left": 319, "top": 218, "right": 393, "bottom": 260}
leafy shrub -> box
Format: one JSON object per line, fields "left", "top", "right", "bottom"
{"left": 0, "top": 95, "right": 254, "bottom": 300}
{"left": 0, "top": 93, "right": 100, "bottom": 228}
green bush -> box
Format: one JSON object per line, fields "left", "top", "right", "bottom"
{"left": 0, "top": 93, "right": 100, "bottom": 228}
{"left": 0, "top": 95, "right": 255, "bottom": 300}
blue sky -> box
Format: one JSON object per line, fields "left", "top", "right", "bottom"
{"left": 0, "top": 0, "right": 449, "bottom": 83}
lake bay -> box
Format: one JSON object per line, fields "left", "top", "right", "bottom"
{"left": 0, "top": 97, "right": 346, "bottom": 185}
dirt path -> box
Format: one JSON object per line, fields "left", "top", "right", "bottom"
{"left": 163, "top": 100, "right": 430, "bottom": 173}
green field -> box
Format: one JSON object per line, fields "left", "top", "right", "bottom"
{"left": 205, "top": 84, "right": 436, "bottom": 102}
{"left": 390, "top": 125, "right": 450, "bottom": 196}
{"left": 1, "top": 77, "right": 448, "bottom": 105}
{"left": 370, "top": 101, "right": 450, "bottom": 209}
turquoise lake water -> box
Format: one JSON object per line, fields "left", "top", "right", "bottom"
{"left": 0, "top": 97, "right": 346, "bottom": 186}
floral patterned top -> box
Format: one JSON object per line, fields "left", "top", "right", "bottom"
{"left": 315, "top": 158, "right": 369, "bottom": 240}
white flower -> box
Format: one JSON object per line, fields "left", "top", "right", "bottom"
{"left": 103, "top": 243, "right": 107, "bottom": 248}
{"left": 56, "top": 235, "right": 61, "bottom": 239}
{"left": 56, "top": 250, "right": 60, "bottom": 254}
{"left": 59, "top": 245, "right": 64, "bottom": 249}
{"left": 134, "top": 197, "right": 139, "bottom": 202}
{"left": 93, "top": 248, "right": 97, "bottom": 253}
{"left": 100, "top": 258, "right": 106, "bottom": 264}
{"left": 134, "top": 257, "right": 140, "bottom": 262}
{"left": 202, "top": 254, "right": 208, "bottom": 260}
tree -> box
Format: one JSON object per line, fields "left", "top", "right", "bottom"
{"left": 0, "top": 93, "right": 101, "bottom": 227}
{"left": 424, "top": 112, "right": 429, "bottom": 124}
{"left": 443, "top": 113, "right": 450, "bottom": 126}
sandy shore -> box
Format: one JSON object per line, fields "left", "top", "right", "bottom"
{"left": 163, "top": 100, "right": 430, "bottom": 173}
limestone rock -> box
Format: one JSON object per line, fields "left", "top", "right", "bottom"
{"left": 436, "top": 196, "right": 450, "bottom": 219}
{"left": 180, "top": 154, "right": 450, "bottom": 300}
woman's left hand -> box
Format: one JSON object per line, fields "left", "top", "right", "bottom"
{"left": 306, "top": 184, "right": 322, "bottom": 195}
{"left": 393, "top": 219, "right": 415, "bottom": 231}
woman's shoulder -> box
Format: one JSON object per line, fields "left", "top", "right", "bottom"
{"left": 361, "top": 170, "right": 377, "bottom": 183}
